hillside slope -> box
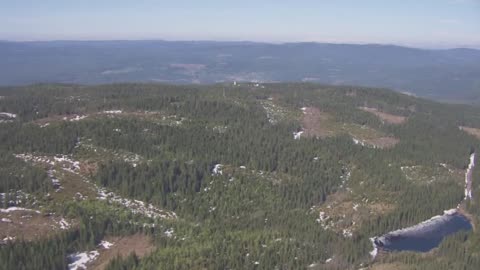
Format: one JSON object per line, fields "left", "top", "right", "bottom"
{"left": 1, "top": 83, "right": 480, "bottom": 269}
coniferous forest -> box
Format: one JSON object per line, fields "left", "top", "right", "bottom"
{"left": 1, "top": 82, "right": 480, "bottom": 269}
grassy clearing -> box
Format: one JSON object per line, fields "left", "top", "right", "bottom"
{"left": 360, "top": 107, "right": 407, "bottom": 125}
{"left": 301, "top": 107, "right": 399, "bottom": 148}
{"left": 460, "top": 126, "right": 480, "bottom": 140}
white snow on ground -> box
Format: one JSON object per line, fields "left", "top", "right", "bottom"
{"left": 69, "top": 115, "right": 88, "bottom": 122}
{"left": 124, "top": 154, "right": 141, "bottom": 165}
{"left": 15, "top": 154, "right": 81, "bottom": 174}
{"left": 212, "top": 125, "right": 228, "bottom": 134}
{"left": 0, "top": 207, "right": 40, "bottom": 214}
{"left": 1, "top": 218, "right": 12, "bottom": 223}
{"left": 97, "top": 187, "right": 177, "bottom": 220}
{"left": 369, "top": 238, "right": 378, "bottom": 259}
{"left": 261, "top": 100, "right": 287, "bottom": 124}
{"left": 0, "top": 191, "right": 31, "bottom": 206}
{"left": 342, "top": 229, "right": 353, "bottom": 238}
{"left": 103, "top": 110, "right": 123, "bottom": 114}
{"left": 16, "top": 152, "right": 174, "bottom": 221}
{"left": 301, "top": 107, "right": 307, "bottom": 114}
{"left": 68, "top": 250, "right": 100, "bottom": 270}
{"left": 164, "top": 228, "right": 174, "bottom": 238}
{"left": 0, "top": 112, "right": 16, "bottom": 123}
{"left": 0, "top": 112, "right": 17, "bottom": 118}
{"left": 98, "top": 240, "right": 113, "bottom": 249}
{"left": 352, "top": 137, "right": 380, "bottom": 149}
{"left": 293, "top": 131, "right": 304, "bottom": 140}
{"left": 465, "top": 153, "right": 475, "bottom": 200}
{"left": 353, "top": 138, "right": 371, "bottom": 147}
{"left": 212, "top": 164, "right": 223, "bottom": 176}
{"left": 48, "top": 170, "right": 62, "bottom": 190}
{"left": 316, "top": 211, "right": 335, "bottom": 231}
{"left": 339, "top": 168, "right": 352, "bottom": 189}
{"left": 59, "top": 218, "right": 70, "bottom": 230}
{"left": 2, "top": 236, "right": 15, "bottom": 243}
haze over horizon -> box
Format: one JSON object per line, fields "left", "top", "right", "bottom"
{"left": 1, "top": 0, "right": 480, "bottom": 49}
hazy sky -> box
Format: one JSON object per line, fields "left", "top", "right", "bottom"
{"left": 1, "top": 0, "right": 479, "bottom": 48}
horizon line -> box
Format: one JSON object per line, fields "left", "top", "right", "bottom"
{"left": 1, "top": 38, "right": 480, "bottom": 50}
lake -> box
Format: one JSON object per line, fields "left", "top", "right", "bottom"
{"left": 373, "top": 209, "right": 472, "bottom": 252}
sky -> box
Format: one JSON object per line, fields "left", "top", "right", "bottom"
{"left": 1, "top": 0, "right": 479, "bottom": 48}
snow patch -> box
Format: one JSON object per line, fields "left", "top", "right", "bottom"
{"left": 164, "top": 228, "right": 174, "bottom": 238}
{"left": 465, "top": 152, "right": 475, "bottom": 200}
{"left": 97, "top": 187, "right": 177, "bottom": 219}
{"left": 369, "top": 238, "right": 378, "bottom": 259}
{"left": 212, "top": 164, "right": 223, "bottom": 176}
{"left": 103, "top": 110, "right": 123, "bottom": 114}
{"left": 0, "top": 112, "right": 17, "bottom": 119}
{"left": 1, "top": 236, "right": 15, "bottom": 244}
{"left": 68, "top": 251, "right": 99, "bottom": 270}
{"left": 69, "top": 115, "right": 87, "bottom": 122}
{"left": 59, "top": 218, "right": 70, "bottom": 230}
{"left": 342, "top": 229, "right": 353, "bottom": 238}
{"left": 0, "top": 207, "right": 40, "bottom": 214}
{"left": 16, "top": 154, "right": 81, "bottom": 174}
{"left": 98, "top": 240, "right": 114, "bottom": 249}
{"left": 293, "top": 130, "right": 304, "bottom": 140}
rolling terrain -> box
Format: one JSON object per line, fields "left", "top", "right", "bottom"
{"left": 1, "top": 82, "right": 480, "bottom": 269}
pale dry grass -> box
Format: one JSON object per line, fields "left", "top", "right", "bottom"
{"left": 360, "top": 107, "right": 407, "bottom": 125}
{"left": 91, "top": 234, "right": 155, "bottom": 270}
{"left": 460, "top": 126, "right": 480, "bottom": 140}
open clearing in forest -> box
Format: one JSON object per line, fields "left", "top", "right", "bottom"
{"left": 301, "top": 107, "right": 399, "bottom": 148}
{"left": 0, "top": 209, "right": 74, "bottom": 242}
{"left": 301, "top": 107, "right": 338, "bottom": 138}
{"left": 314, "top": 190, "right": 396, "bottom": 238}
{"left": 459, "top": 126, "right": 480, "bottom": 140}
{"left": 400, "top": 164, "right": 463, "bottom": 186}
{"left": 359, "top": 107, "right": 407, "bottom": 125}
{"left": 369, "top": 263, "right": 410, "bottom": 270}
{"left": 90, "top": 234, "right": 155, "bottom": 270}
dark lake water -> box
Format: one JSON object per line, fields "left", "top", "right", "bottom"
{"left": 374, "top": 211, "right": 472, "bottom": 252}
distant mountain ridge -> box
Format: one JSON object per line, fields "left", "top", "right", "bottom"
{"left": 1, "top": 40, "right": 479, "bottom": 103}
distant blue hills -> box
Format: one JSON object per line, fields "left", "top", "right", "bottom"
{"left": 1, "top": 40, "right": 479, "bottom": 103}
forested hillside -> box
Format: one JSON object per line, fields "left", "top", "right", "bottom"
{"left": 1, "top": 82, "right": 480, "bottom": 270}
